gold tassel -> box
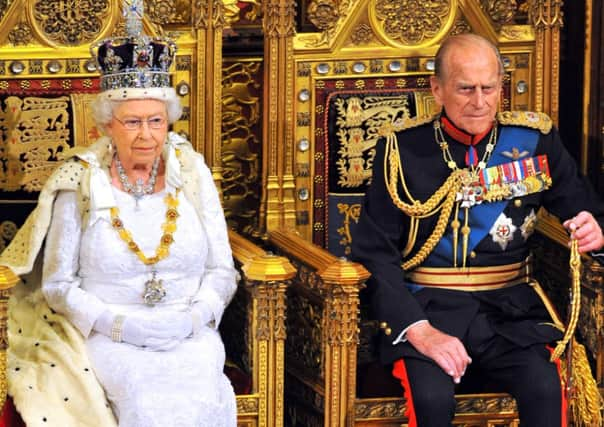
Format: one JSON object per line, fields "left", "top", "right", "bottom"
{"left": 548, "top": 239, "right": 603, "bottom": 425}
{"left": 564, "top": 340, "right": 603, "bottom": 426}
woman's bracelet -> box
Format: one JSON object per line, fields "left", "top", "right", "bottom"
{"left": 111, "top": 314, "right": 125, "bottom": 342}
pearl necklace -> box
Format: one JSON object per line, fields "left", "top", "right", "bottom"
{"left": 115, "top": 154, "right": 160, "bottom": 202}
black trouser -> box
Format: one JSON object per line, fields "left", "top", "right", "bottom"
{"left": 393, "top": 314, "right": 564, "bottom": 427}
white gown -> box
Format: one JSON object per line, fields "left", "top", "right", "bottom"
{"left": 41, "top": 187, "right": 237, "bottom": 427}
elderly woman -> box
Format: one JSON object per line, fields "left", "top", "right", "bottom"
{"left": 2, "top": 14, "right": 237, "bottom": 427}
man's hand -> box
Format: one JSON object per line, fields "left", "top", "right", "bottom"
{"left": 562, "top": 211, "right": 604, "bottom": 253}
{"left": 406, "top": 322, "right": 472, "bottom": 384}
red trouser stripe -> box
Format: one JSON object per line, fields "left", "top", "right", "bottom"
{"left": 392, "top": 359, "right": 417, "bottom": 427}
{"left": 546, "top": 345, "right": 568, "bottom": 427}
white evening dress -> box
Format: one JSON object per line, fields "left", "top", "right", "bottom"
{"left": 41, "top": 185, "right": 237, "bottom": 427}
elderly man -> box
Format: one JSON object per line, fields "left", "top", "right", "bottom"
{"left": 352, "top": 33, "right": 604, "bottom": 427}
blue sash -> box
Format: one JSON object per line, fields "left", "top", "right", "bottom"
{"left": 423, "top": 126, "right": 540, "bottom": 268}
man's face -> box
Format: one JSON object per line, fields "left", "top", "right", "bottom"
{"left": 430, "top": 43, "right": 502, "bottom": 135}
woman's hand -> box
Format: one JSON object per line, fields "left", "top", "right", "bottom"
{"left": 94, "top": 310, "right": 194, "bottom": 350}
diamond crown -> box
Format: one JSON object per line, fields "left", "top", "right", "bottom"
{"left": 89, "top": 0, "right": 176, "bottom": 92}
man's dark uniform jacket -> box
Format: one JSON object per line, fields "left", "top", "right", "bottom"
{"left": 351, "top": 111, "right": 604, "bottom": 365}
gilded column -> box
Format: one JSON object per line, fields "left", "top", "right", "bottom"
{"left": 193, "top": 0, "right": 225, "bottom": 193}
{"left": 261, "top": 0, "right": 297, "bottom": 233}
{"left": 530, "top": 0, "right": 563, "bottom": 124}
{"left": 319, "top": 261, "right": 367, "bottom": 427}
{"left": 243, "top": 254, "right": 295, "bottom": 427}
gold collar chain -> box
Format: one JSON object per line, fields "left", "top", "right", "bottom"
{"left": 110, "top": 189, "right": 180, "bottom": 266}
{"left": 433, "top": 118, "right": 497, "bottom": 175}
{"left": 433, "top": 119, "right": 498, "bottom": 268}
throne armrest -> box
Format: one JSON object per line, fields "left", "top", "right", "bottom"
{"left": 227, "top": 230, "right": 296, "bottom": 427}
{"left": 268, "top": 229, "right": 369, "bottom": 426}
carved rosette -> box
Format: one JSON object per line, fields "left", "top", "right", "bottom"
{"left": 372, "top": 0, "right": 452, "bottom": 46}
{"left": 307, "top": 0, "right": 340, "bottom": 31}
{"left": 32, "top": 0, "right": 110, "bottom": 45}
{"left": 350, "top": 23, "right": 374, "bottom": 45}
{"left": 147, "top": 0, "right": 178, "bottom": 25}
{"left": 8, "top": 21, "right": 34, "bottom": 46}
{"left": 480, "top": 0, "right": 517, "bottom": 26}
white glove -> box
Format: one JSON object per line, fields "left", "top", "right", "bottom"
{"left": 191, "top": 300, "right": 214, "bottom": 334}
{"left": 94, "top": 310, "right": 193, "bottom": 350}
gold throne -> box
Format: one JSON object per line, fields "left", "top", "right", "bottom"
{"left": 0, "top": 1, "right": 294, "bottom": 426}
{"left": 257, "top": 0, "right": 601, "bottom": 425}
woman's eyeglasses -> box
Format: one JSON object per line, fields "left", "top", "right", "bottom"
{"left": 113, "top": 116, "right": 167, "bottom": 130}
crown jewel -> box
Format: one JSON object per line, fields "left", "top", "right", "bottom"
{"left": 90, "top": 0, "right": 176, "bottom": 92}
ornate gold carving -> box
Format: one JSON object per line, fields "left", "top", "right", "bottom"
{"left": 147, "top": 0, "right": 179, "bottom": 25}
{"left": 336, "top": 203, "right": 361, "bottom": 255}
{"left": 32, "top": 0, "right": 110, "bottom": 45}
{"left": 529, "top": 0, "right": 563, "bottom": 30}
{"left": 450, "top": 17, "right": 472, "bottom": 35}
{"left": 371, "top": 0, "right": 453, "bottom": 46}
{"left": 193, "top": 0, "right": 208, "bottom": 28}
{"left": 7, "top": 21, "right": 34, "bottom": 46}
{"left": 307, "top": 0, "right": 341, "bottom": 32}
{"left": 334, "top": 95, "right": 413, "bottom": 188}
{"left": 0, "top": 96, "right": 71, "bottom": 192}
{"left": 500, "top": 25, "right": 533, "bottom": 40}
{"left": 236, "top": 395, "right": 259, "bottom": 414}
{"left": 0, "top": 221, "right": 17, "bottom": 253}
{"left": 0, "top": 289, "right": 9, "bottom": 409}
{"left": 222, "top": 61, "right": 262, "bottom": 234}
{"left": 300, "top": 0, "right": 352, "bottom": 46}
{"left": 355, "top": 398, "right": 406, "bottom": 419}
{"left": 286, "top": 282, "right": 324, "bottom": 378}
{"left": 349, "top": 23, "right": 374, "bottom": 45}
{"left": 456, "top": 394, "right": 518, "bottom": 413}
{"left": 480, "top": 0, "right": 517, "bottom": 26}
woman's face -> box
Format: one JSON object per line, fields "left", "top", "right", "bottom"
{"left": 105, "top": 99, "right": 168, "bottom": 167}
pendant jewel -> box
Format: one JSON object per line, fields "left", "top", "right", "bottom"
{"left": 143, "top": 270, "right": 166, "bottom": 306}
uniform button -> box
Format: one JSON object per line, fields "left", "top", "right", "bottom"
{"left": 514, "top": 199, "right": 522, "bottom": 207}
{"left": 470, "top": 251, "right": 477, "bottom": 259}
{"left": 384, "top": 327, "right": 392, "bottom": 336}
{"left": 379, "top": 321, "right": 388, "bottom": 329}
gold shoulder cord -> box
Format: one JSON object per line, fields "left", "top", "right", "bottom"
{"left": 383, "top": 133, "right": 461, "bottom": 270}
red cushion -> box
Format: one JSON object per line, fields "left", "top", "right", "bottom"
{"left": 0, "top": 397, "right": 25, "bottom": 427}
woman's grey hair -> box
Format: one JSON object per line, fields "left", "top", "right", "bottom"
{"left": 91, "top": 87, "right": 183, "bottom": 133}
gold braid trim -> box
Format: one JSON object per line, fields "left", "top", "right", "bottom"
{"left": 530, "top": 244, "right": 602, "bottom": 426}
{"left": 383, "top": 133, "right": 461, "bottom": 270}
{"left": 550, "top": 239, "right": 581, "bottom": 361}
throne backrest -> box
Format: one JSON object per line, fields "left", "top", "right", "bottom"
{"left": 310, "top": 76, "right": 516, "bottom": 258}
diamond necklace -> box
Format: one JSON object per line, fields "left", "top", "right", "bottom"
{"left": 115, "top": 154, "right": 161, "bottom": 202}
{"left": 433, "top": 118, "right": 498, "bottom": 267}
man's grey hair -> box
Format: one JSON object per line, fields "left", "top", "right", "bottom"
{"left": 433, "top": 33, "right": 505, "bottom": 80}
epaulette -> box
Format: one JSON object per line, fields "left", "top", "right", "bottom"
{"left": 497, "top": 111, "right": 553, "bottom": 134}
{"left": 378, "top": 114, "right": 438, "bottom": 137}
